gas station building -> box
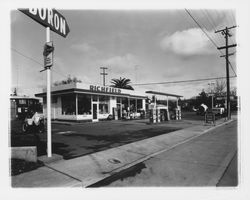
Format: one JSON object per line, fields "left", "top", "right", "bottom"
{"left": 35, "top": 83, "right": 183, "bottom": 122}
{"left": 35, "top": 83, "right": 147, "bottom": 122}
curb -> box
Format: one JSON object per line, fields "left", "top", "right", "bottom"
{"left": 208, "top": 150, "right": 237, "bottom": 186}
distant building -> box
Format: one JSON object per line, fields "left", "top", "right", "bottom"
{"left": 10, "top": 95, "right": 42, "bottom": 120}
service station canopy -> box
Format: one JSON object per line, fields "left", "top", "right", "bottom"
{"left": 146, "top": 91, "right": 183, "bottom": 98}
{"left": 19, "top": 8, "right": 70, "bottom": 38}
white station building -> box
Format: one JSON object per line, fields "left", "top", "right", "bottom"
{"left": 35, "top": 83, "right": 148, "bottom": 122}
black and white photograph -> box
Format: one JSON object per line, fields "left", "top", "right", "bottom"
{"left": 2, "top": 0, "right": 250, "bottom": 199}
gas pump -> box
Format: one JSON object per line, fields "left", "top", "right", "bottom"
{"left": 149, "top": 95, "right": 157, "bottom": 123}
{"left": 112, "top": 107, "right": 118, "bottom": 120}
{"left": 175, "top": 106, "right": 181, "bottom": 120}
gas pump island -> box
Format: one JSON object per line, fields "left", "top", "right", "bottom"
{"left": 146, "top": 91, "right": 183, "bottom": 124}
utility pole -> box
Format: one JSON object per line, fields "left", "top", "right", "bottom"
{"left": 100, "top": 67, "right": 108, "bottom": 86}
{"left": 215, "top": 26, "right": 237, "bottom": 120}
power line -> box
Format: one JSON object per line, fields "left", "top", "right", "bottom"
{"left": 184, "top": 9, "right": 237, "bottom": 77}
{"left": 203, "top": 9, "right": 217, "bottom": 31}
{"left": 11, "top": 47, "right": 69, "bottom": 79}
{"left": 228, "top": 60, "right": 236, "bottom": 76}
{"left": 201, "top": 9, "right": 226, "bottom": 46}
{"left": 229, "top": 10, "right": 236, "bottom": 25}
{"left": 195, "top": 10, "right": 224, "bottom": 47}
{"left": 131, "top": 75, "right": 237, "bottom": 86}
{"left": 11, "top": 47, "right": 43, "bottom": 67}
{"left": 185, "top": 9, "right": 219, "bottom": 49}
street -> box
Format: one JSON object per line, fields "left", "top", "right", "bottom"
{"left": 89, "top": 120, "right": 238, "bottom": 187}
{"left": 11, "top": 111, "right": 207, "bottom": 159}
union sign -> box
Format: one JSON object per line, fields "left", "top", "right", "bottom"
{"left": 19, "top": 8, "right": 70, "bottom": 38}
{"left": 43, "top": 42, "right": 54, "bottom": 67}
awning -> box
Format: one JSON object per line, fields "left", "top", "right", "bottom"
{"left": 146, "top": 91, "right": 183, "bottom": 98}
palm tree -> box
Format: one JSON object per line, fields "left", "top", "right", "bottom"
{"left": 110, "top": 77, "right": 134, "bottom": 90}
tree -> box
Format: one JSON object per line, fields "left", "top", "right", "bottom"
{"left": 110, "top": 77, "right": 134, "bottom": 90}
{"left": 196, "top": 89, "right": 209, "bottom": 106}
{"left": 213, "top": 80, "right": 226, "bottom": 96}
{"left": 53, "top": 75, "right": 82, "bottom": 86}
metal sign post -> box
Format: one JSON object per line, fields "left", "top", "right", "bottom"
{"left": 19, "top": 8, "right": 69, "bottom": 158}
{"left": 46, "top": 27, "right": 52, "bottom": 157}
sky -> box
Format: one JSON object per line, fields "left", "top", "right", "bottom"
{"left": 11, "top": 9, "right": 237, "bottom": 99}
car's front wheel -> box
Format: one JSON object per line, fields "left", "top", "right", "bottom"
{"left": 22, "top": 123, "right": 28, "bottom": 133}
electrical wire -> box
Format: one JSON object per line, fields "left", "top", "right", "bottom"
{"left": 131, "top": 75, "right": 237, "bottom": 86}
{"left": 11, "top": 48, "right": 43, "bottom": 67}
{"left": 185, "top": 9, "right": 237, "bottom": 77}
{"left": 185, "top": 9, "right": 219, "bottom": 49}
{"left": 203, "top": 9, "right": 217, "bottom": 31}
{"left": 11, "top": 47, "right": 69, "bottom": 79}
{"left": 194, "top": 10, "right": 224, "bottom": 47}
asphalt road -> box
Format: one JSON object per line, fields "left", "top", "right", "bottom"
{"left": 11, "top": 117, "right": 201, "bottom": 159}
{"left": 95, "top": 120, "right": 238, "bottom": 187}
{"left": 10, "top": 111, "right": 224, "bottom": 160}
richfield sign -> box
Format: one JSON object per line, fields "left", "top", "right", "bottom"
{"left": 19, "top": 8, "right": 70, "bottom": 37}
{"left": 90, "top": 85, "right": 122, "bottom": 94}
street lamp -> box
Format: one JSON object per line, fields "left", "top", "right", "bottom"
{"left": 208, "top": 82, "right": 215, "bottom": 109}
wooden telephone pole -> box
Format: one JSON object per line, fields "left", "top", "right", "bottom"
{"left": 215, "top": 26, "right": 237, "bottom": 120}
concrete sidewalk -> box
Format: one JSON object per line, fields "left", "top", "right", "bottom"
{"left": 11, "top": 117, "right": 236, "bottom": 187}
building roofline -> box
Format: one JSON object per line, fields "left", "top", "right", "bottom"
{"left": 10, "top": 96, "right": 41, "bottom": 100}
{"left": 35, "top": 88, "right": 147, "bottom": 99}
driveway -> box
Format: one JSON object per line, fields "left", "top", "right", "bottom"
{"left": 11, "top": 112, "right": 206, "bottom": 159}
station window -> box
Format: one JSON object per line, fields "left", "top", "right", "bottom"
{"left": 137, "top": 99, "right": 143, "bottom": 109}
{"left": 99, "top": 103, "right": 109, "bottom": 114}
{"left": 117, "top": 97, "right": 122, "bottom": 103}
{"left": 19, "top": 99, "right": 27, "bottom": 105}
{"left": 52, "top": 96, "right": 57, "bottom": 104}
{"left": 92, "top": 95, "right": 98, "bottom": 102}
{"left": 129, "top": 99, "right": 136, "bottom": 112}
{"left": 99, "top": 96, "right": 109, "bottom": 114}
{"left": 61, "top": 94, "right": 76, "bottom": 115}
{"left": 78, "top": 94, "right": 92, "bottom": 115}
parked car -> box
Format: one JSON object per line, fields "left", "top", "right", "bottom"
{"left": 22, "top": 111, "right": 45, "bottom": 134}
{"left": 212, "top": 107, "right": 225, "bottom": 116}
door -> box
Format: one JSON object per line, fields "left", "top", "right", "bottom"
{"left": 92, "top": 103, "right": 98, "bottom": 122}
{"left": 117, "top": 103, "right": 121, "bottom": 119}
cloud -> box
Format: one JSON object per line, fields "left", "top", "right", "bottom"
{"left": 160, "top": 28, "right": 215, "bottom": 55}
{"left": 70, "top": 42, "right": 99, "bottom": 56}
{"left": 102, "top": 53, "right": 139, "bottom": 74}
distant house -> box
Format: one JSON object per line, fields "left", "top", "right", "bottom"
{"left": 10, "top": 95, "right": 42, "bottom": 120}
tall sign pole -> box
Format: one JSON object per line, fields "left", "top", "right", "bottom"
{"left": 19, "top": 8, "right": 70, "bottom": 158}
{"left": 100, "top": 67, "right": 108, "bottom": 86}
{"left": 215, "top": 26, "right": 237, "bottom": 120}
{"left": 46, "top": 27, "right": 52, "bottom": 157}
